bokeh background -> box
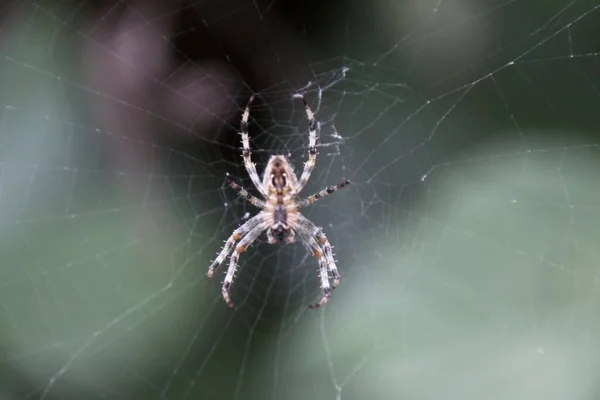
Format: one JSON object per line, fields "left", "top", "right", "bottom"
{"left": 1, "top": 0, "right": 599, "bottom": 399}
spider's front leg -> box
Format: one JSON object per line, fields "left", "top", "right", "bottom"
{"left": 295, "top": 96, "right": 318, "bottom": 192}
{"left": 207, "top": 215, "right": 261, "bottom": 280}
{"left": 239, "top": 95, "right": 267, "bottom": 197}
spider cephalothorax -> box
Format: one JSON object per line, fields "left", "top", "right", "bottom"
{"left": 207, "top": 95, "right": 350, "bottom": 309}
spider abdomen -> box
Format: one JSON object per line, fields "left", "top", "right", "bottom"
{"left": 271, "top": 205, "right": 293, "bottom": 242}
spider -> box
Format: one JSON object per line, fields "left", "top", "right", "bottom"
{"left": 207, "top": 94, "right": 350, "bottom": 309}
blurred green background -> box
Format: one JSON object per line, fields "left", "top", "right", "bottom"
{"left": 1, "top": 0, "right": 599, "bottom": 399}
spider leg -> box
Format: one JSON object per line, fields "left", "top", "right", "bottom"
{"left": 301, "top": 234, "right": 332, "bottom": 309}
{"left": 240, "top": 95, "right": 267, "bottom": 197}
{"left": 295, "top": 96, "right": 318, "bottom": 193}
{"left": 227, "top": 178, "right": 266, "bottom": 208}
{"left": 297, "top": 215, "right": 342, "bottom": 308}
{"left": 207, "top": 214, "right": 261, "bottom": 281}
{"left": 317, "top": 231, "right": 341, "bottom": 290}
{"left": 297, "top": 179, "right": 350, "bottom": 208}
{"left": 222, "top": 223, "right": 266, "bottom": 308}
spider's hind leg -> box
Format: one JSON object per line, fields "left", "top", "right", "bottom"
{"left": 297, "top": 215, "right": 342, "bottom": 308}
{"left": 207, "top": 215, "right": 261, "bottom": 280}
{"left": 305, "top": 236, "right": 332, "bottom": 309}
{"left": 221, "top": 223, "right": 266, "bottom": 307}
{"left": 317, "top": 231, "right": 342, "bottom": 290}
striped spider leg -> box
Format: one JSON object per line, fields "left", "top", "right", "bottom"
{"left": 296, "top": 214, "right": 342, "bottom": 309}
{"left": 297, "top": 179, "right": 351, "bottom": 208}
{"left": 294, "top": 96, "right": 318, "bottom": 193}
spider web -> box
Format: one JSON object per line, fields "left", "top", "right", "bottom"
{"left": 1, "top": 0, "right": 600, "bottom": 399}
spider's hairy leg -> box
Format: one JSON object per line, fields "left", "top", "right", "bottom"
{"left": 297, "top": 179, "right": 350, "bottom": 208}
{"left": 297, "top": 214, "right": 342, "bottom": 308}
{"left": 222, "top": 223, "right": 266, "bottom": 308}
{"left": 295, "top": 95, "right": 318, "bottom": 192}
{"left": 316, "top": 230, "right": 342, "bottom": 290}
{"left": 240, "top": 95, "right": 267, "bottom": 196}
{"left": 303, "top": 235, "right": 332, "bottom": 309}
{"left": 227, "top": 177, "right": 266, "bottom": 208}
{"left": 207, "top": 215, "right": 261, "bottom": 281}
